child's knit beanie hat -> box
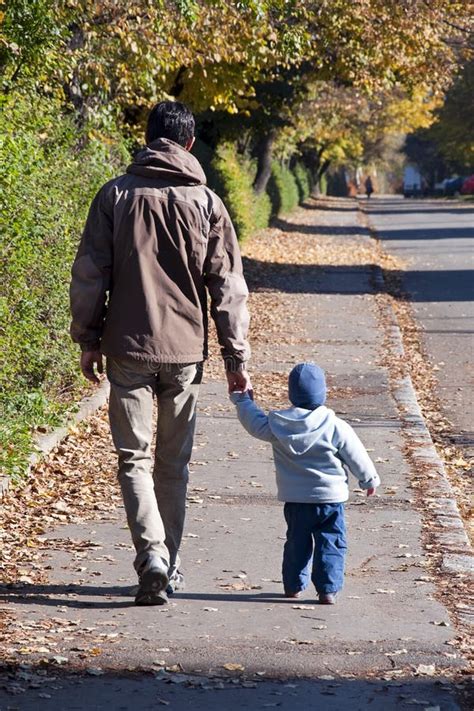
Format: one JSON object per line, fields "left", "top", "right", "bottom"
{"left": 288, "top": 362, "right": 327, "bottom": 409}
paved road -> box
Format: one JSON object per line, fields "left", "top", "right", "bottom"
{"left": 364, "top": 197, "right": 474, "bottom": 456}
{"left": 1, "top": 200, "right": 468, "bottom": 710}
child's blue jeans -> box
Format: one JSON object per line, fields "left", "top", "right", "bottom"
{"left": 282, "top": 502, "right": 347, "bottom": 595}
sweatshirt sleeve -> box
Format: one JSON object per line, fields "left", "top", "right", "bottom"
{"left": 70, "top": 184, "right": 114, "bottom": 351}
{"left": 204, "top": 196, "right": 251, "bottom": 372}
{"left": 334, "top": 419, "right": 381, "bottom": 490}
{"left": 229, "top": 392, "right": 276, "bottom": 443}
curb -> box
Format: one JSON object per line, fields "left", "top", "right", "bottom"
{"left": 0, "top": 380, "right": 110, "bottom": 499}
{"left": 362, "top": 213, "right": 473, "bottom": 589}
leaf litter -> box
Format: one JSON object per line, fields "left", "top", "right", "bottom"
{"left": 1, "top": 196, "right": 472, "bottom": 691}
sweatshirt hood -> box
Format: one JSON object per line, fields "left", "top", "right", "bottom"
{"left": 127, "top": 138, "right": 207, "bottom": 185}
{"left": 268, "top": 405, "right": 335, "bottom": 455}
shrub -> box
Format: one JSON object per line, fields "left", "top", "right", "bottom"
{"left": 0, "top": 92, "right": 128, "bottom": 479}
{"left": 268, "top": 161, "right": 300, "bottom": 216}
{"left": 293, "top": 161, "right": 312, "bottom": 202}
{"left": 210, "top": 141, "right": 271, "bottom": 241}
{"left": 192, "top": 138, "right": 220, "bottom": 190}
{"left": 253, "top": 190, "right": 272, "bottom": 229}
{"left": 319, "top": 173, "right": 328, "bottom": 195}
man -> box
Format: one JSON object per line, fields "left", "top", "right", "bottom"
{"left": 70, "top": 101, "right": 251, "bottom": 606}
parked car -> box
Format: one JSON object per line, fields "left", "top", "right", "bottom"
{"left": 461, "top": 175, "right": 474, "bottom": 195}
{"left": 444, "top": 176, "right": 466, "bottom": 196}
{"left": 434, "top": 178, "right": 449, "bottom": 196}
{"left": 403, "top": 165, "right": 422, "bottom": 197}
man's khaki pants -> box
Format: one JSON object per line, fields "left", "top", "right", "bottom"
{"left": 106, "top": 357, "right": 203, "bottom": 577}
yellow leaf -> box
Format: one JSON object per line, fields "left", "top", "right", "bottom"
{"left": 223, "top": 663, "right": 245, "bottom": 672}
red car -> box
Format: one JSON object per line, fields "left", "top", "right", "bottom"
{"left": 461, "top": 175, "right": 474, "bottom": 194}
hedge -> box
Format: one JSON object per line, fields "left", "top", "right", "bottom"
{"left": 268, "top": 161, "right": 300, "bottom": 217}
{"left": 209, "top": 141, "right": 271, "bottom": 241}
{"left": 293, "top": 161, "right": 313, "bottom": 202}
{"left": 0, "top": 92, "right": 128, "bottom": 479}
{"left": 194, "top": 141, "right": 314, "bottom": 233}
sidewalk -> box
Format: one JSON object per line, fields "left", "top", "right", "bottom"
{"left": 0, "top": 198, "right": 471, "bottom": 710}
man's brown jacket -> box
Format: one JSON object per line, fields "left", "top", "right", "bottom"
{"left": 70, "top": 138, "right": 250, "bottom": 371}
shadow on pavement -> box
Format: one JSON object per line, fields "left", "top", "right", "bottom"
{"left": 272, "top": 217, "right": 363, "bottom": 236}
{"left": 363, "top": 227, "right": 474, "bottom": 241}
{"left": 302, "top": 201, "right": 357, "bottom": 212}
{"left": 363, "top": 198, "right": 474, "bottom": 216}
{"left": 0, "top": 583, "right": 135, "bottom": 609}
{"left": 0, "top": 584, "right": 328, "bottom": 607}
{"left": 243, "top": 257, "right": 474, "bottom": 302}
{"left": 0, "top": 667, "right": 467, "bottom": 711}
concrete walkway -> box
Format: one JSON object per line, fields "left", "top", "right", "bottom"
{"left": 0, "top": 199, "right": 471, "bottom": 710}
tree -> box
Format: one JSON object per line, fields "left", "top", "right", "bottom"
{"left": 1, "top": 1, "right": 471, "bottom": 179}
{"left": 0, "top": 0, "right": 66, "bottom": 87}
{"left": 428, "top": 59, "right": 474, "bottom": 169}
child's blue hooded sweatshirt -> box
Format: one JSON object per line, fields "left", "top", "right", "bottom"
{"left": 230, "top": 393, "right": 380, "bottom": 503}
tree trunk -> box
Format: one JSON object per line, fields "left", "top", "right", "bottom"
{"left": 313, "top": 159, "right": 331, "bottom": 195}
{"left": 169, "top": 66, "right": 186, "bottom": 97}
{"left": 253, "top": 129, "right": 277, "bottom": 194}
{"left": 316, "top": 159, "right": 331, "bottom": 181}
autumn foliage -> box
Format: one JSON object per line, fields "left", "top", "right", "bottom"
{"left": 0, "top": 0, "right": 472, "bottom": 478}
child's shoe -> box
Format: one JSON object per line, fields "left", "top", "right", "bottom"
{"left": 284, "top": 590, "right": 302, "bottom": 599}
{"left": 318, "top": 592, "right": 337, "bottom": 605}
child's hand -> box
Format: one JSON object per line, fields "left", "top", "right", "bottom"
{"left": 367, "top": 488, "right": 376, "bottom": 497}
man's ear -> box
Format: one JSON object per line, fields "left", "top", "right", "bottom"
{"left": 185, "top": 136, "right": 196, "bottom": 152}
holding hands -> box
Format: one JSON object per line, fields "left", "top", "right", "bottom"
{"left": 226, "top": 368, "right": 253, "bottom": 398}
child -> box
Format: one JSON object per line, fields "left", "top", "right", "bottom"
{"left": 230, "top": 362, "right": 380, "bottom": 604}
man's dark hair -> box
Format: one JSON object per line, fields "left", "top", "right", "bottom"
{"left": 146, "top": 101, "right": 195, "bottom": 147}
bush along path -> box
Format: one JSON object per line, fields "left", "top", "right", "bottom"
{"left": 0, "top": 198, "right": 472, "bottom": 710}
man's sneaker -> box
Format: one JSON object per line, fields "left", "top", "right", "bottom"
{"left": 135, "top": 565, "right": 169, "bottom": 606}
{"left": 166, "top": 570, "right": 185, "bottom": 596}
{"left": 318, "top": 592, "right": 337, "bottom": 605}
{"left": 284, "top": 590, "right": 302, "bottom": 599}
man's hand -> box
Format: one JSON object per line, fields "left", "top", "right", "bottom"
{"left": 367, "top": 487, "right": 376, "bottom": 497}
{"left": 226, "top": 369, "right": 253, "bottom": 397}
{"left": 80, "top": 350, "right": 104, "bottom": 385}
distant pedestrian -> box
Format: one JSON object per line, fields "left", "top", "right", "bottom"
{"left": 365, "top": 175, "right": 374, "bottom": 199}
{"left": 70, "top": 101, "right": 251, "bottom": 606}
{"left": 230, "top": 363, "right": 380, "bottom": 604}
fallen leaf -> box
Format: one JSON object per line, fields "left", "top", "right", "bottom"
{"left": 414, "top": 664, "right": 436, "bottom": 676}
{"left": 165, "top": 664, "right": 183, "bottom": 674}
{"left": 222, "top": 663, "right": 245, "bottom": 671}
{"left": 374, "top": 589, "right": 395, "bottom": 594}
{"left": 50, "top": 655, "right": 68, "bottom": 665}
{"left": 86, "top": 667, "right": 104, "bottom": 676}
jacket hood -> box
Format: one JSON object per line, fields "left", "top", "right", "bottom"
{"left": 127, "top": 138, "right": 207, "bottom": 185}
{"left": 268, "top": 405, "right": 335, "bottom": 455}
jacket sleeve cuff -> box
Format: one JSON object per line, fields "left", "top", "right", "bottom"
{"left": 359, "top": 474, "right": 381, "bottom": 490}
{"left": 223, "top": 355, "right": 247, "bottom": 373}
{"left": 230, "top": 391, "right": 251, "bottom": 404}
{"left": 79, "top": 341, "right": 101, "bottom": 353}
